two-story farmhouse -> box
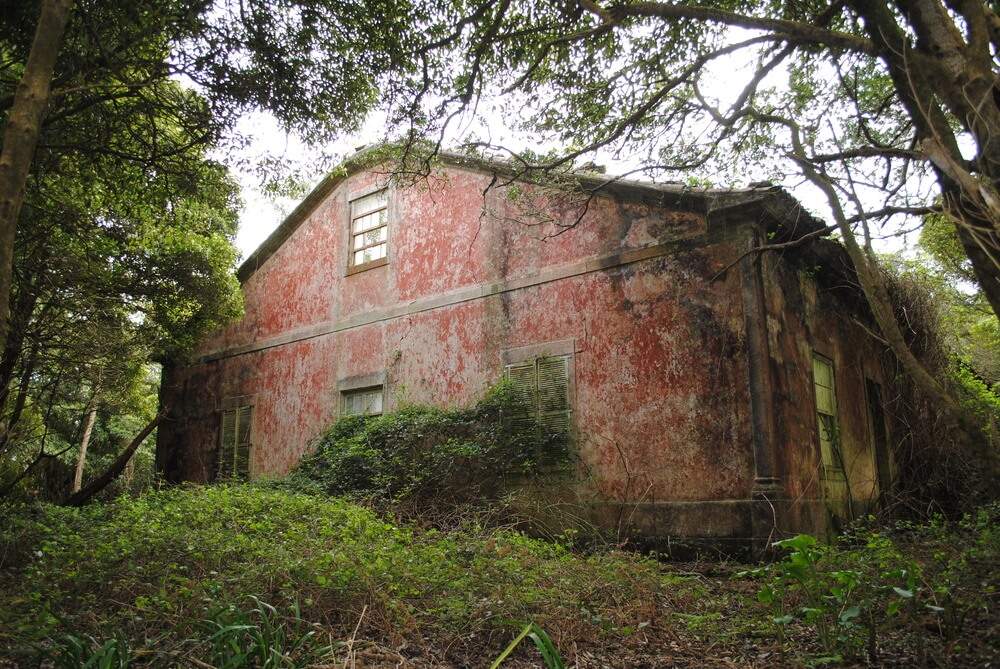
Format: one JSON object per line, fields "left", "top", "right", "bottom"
{"left": 157, "top": 149, "right": 896, "bottom": 554}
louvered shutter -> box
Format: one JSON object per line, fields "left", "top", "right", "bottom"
{"left": 218, "top": 409, "right": 237, "bottom": 479}
{"left": 235, "top": 405, "right": 253, "bottom": 479}
{"left": 537, "top": 356, "right": 570, "bottom": 437}
{"left": 505, "top": 361, "right": 537, "bottom": 434}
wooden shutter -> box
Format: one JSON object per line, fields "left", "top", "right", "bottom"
{"left": 505, "top": 361, "right": 537, "bottom": 434}
{"left": 504, "top": 355, "right": 572, "bottom": 440}
{"left": 537, "top": 356, "right": 570, "bottom": 436}
{"left": 235, "top": 405, "right": 252, "bottom": 479}
{"left": 218, "top": 409, "right": 237, "bottom": 479}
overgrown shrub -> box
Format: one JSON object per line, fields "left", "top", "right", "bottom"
{"left": 282, "top": 382, "right": 569, "bottom": 512}
{"left": 879, "top": 264, "right": 1000, "bottom": 517}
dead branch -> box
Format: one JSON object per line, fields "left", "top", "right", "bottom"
{"left": 62, "top": 412, "right": 160, "bottom": 507}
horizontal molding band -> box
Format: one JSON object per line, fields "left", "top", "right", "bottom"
{"left": 197, "top": 238, "right": 703, "bottom": 364}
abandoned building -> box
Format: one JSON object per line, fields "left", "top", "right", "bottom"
{"left": 156, "top": 149, "right": 896, "bottom": 553}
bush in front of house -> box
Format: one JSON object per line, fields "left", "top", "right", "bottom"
{"left": 281, "top": 382, "right": 570, "bottom": 510}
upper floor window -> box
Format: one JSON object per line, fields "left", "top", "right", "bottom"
{"left": 349, "top": 189, "right": 388, "bottom": 271}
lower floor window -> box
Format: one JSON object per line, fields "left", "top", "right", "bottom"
{"left": 219, "top": 405, "right": 252, "bottom": 480}
{"left": 505, "top": 354, "right": 572, "bottom": 441}
{"left": 812, "top": 354, "right": 841, "bottom": 471}
{"left": 342, "top": 385, "right": 384, "bottom": 416}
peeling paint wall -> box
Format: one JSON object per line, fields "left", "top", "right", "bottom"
{"left": 157, "top": 163, "right": 889, "bottom": 549}
{"left": 760, "top": 247, "right": 890, "bottom": 537}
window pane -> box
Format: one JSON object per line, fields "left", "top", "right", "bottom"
{"left": 353, "top": 227, "right": 386, "bottom": 250}
{"left": 343, "top": 386, "right": 384, "bottom": 416}
{"left": 351, "top": 208, "right": 387, "bottom": 234}
{"left": 818, "top": 415, "right": 836, "bottom": 467}
{"left": 365, "top": 390, "right": 383, "bottom": 414}
{"left": 351, "top": 190, "right": 387, "bottom": 217}
{"left": 813, "top": 357, "right": 833, "bottom": 388}
{"left": 812, "top": 355, "right": 839, "bottom": 470}
{"left": 815, "top": 386, "right": 834, "bottom": 415}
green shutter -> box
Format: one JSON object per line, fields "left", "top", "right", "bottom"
{"left": 504, "top": 355, "right": 572, "bottom": 443}
{"left": 505, "top": 361, "right": 537, "bottom": 434}
{"left": 219, "top": 405, "right": 252, "bottom": 480}
{"left": 537, "top": 356, "right": 570, "bottom": 436}
{"left": 218, "top": 409, "right": 236, "bottom": 479}
{"left": 235, "top": 405, "right": 252, "bottom": 479}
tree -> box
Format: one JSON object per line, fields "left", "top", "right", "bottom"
{"left": 0, "top": 0, "right": 73, "bottom": 353}
{"left": 0, "top": 0, "right": 418, "bottom": 352}
{"left": 913, "top": 214, "right": 1000, "bottom": 384}
{"left": 0, "top": 0, "right": 422, "bottom": 497}
{"left": 380, "top": 0, "right": 999, "bottom": 441}
{"left": 0, "top": 112, "right": 243, "bottom": 495}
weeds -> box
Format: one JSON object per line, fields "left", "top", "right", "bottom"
{"left": 51, "top": 634, "right": 132, "bottom": 669}
{"left": 200, "top": 597, "right": 333, "bottom": 668}
{"left": 744, "top": 502, "right": 1000, "bottom": 665}
{"left": 0, "top": 484, "right": 662, "bottom": 666}
{"left": 2, "top": 487, "right": 996, "bottom": 667}
{"left": 490, "top": 622, "right": 566, "bottom": 669}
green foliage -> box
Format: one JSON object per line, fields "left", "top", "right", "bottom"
{"left": 284, "top": 382, "right": 568, "bottom": 508}
{"left": 877, "top": 256, "right": 1000, "bottom": 513}
{"left": 490, "top": 622, "right": 565, "bottom": 669}
{"left": 201, "top": 597, "right": 333, "bottom": 668}
{"left": 0, "top": 485, "right": 664, "bottom": 665}
{"left": 745, "top": 503, "right": 1000, "bottom": 664}
{"left": 48, "top": 598, "right": 334, "bottom": 668}
{"left": 1, "top": 487, "right": 997, "bottom": 666}
{"left": 0, "top": 0, "right": 426, "bottom": 500}
{"left": 51, "top": 634, "right": 132, "bottom": 669}
{"left": 912, "top": 216, "right": 1000, "bottom": 385}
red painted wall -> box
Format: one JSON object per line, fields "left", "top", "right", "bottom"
{"left": 159, "top": 165, "right": 756, "bottom": 513}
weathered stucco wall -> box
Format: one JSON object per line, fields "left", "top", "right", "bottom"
{"left": 158, "top": 165, "right": 760, "bottom": 543}
{"left": 760, "top": 245, "right": 891, "bottom": 537}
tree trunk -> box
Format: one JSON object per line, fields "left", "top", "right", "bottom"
{"left": 71, "top": 403, "right": 97, "bottom": 493}
{"left": 0, "top": 0, "right": 73, "bottom": 352}
{"left": 62, "top": 413, "right": 159, "bottom": 507}
{"left": 123, "top": 455, "right": 134, "bottom": 489}
{"left": 792, "top": 145, "right": 995, "bottom": 477}
{"left": 848, "top": 0, "right": 1000, "bottom": 319}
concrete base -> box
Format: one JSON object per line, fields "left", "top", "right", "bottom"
{"left": 509, "top": 492, "right": 836, "bottom": 561}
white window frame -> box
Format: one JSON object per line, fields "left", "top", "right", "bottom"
{"left": 347, "top": 187, "right": 389, "bottom": 273}
{"left": 341, "top": 385, "right": 384, "bottom": 417}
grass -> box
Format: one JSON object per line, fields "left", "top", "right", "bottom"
{"left": 1, "top": 484, "right": 997, "bottom": 667}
